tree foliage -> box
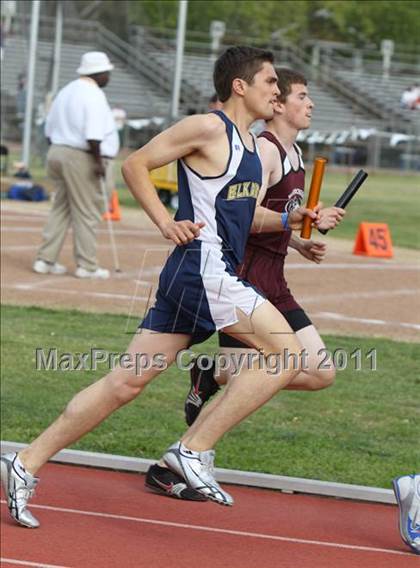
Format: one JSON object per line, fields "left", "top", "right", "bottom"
{"left": 319, "top": 0, "right": 420, "bottom": 48}
{"left": 126, "top": 0, "right": 420, "bottom": 48}
{"left": 70, "top": 0, "right": 420, "bottom": 49}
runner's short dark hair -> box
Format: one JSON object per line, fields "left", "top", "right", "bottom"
{"left": 275, "top": 68, "right": 307, "bottom": 103}
{"left": 214, "top": 46, "right": 274, "bottom": 102}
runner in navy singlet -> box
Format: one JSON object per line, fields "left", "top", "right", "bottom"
{"left": 141, "top": 109, "right": 266, "bottom": 342}
{"left": 7, "top": 48, "right": 322, "bottom": 521}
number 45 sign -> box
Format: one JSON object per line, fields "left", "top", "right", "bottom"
{"left": 353, "top": 222, "right": 393, "bottom": 258}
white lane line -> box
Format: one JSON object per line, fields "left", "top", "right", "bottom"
{"left": 2, "top": 245, "right": 39, "bottom": 251}
{"left": 1, "top": 227, "right": 162, "bottom": 237}
{"left": 134, "top": 279, "right": 155, "bottom": 286}
{"left": 8, "top": 268, "right": 156, "bottom": 290}
{"left": 300, "top": 289, "right": 419, "bottom": 303}
{"left": 314, "top": 312, "right": 420, "bottom": 331}
{"left": 1, "top": 226, "right": 42, "bottom": 231}
{"left": 1, "top": 214, "right": 163, "bottom": 237}
{"left": 0, "top": 501, "right": 411, "bottom": 557}
{"left": 0, "top": 210, "right": 136, "bottom": 225}
{"left": 1, "top": 207, "right": 49, "bottom": 214}
{"left": 286, "top": 263, "right": 420, "bottom": 270}
{"left": 4, "top": 285, "right": 150, "bottom": 303}
{"left": 0, "top": 213, "right": 49, "bottom": 220}
{"left": 0, "top": 559, "right": 71, "bottom": 568}
{"left": 1, "top": 244, "right": 169, "bottom": 252}
{"left": 4, "top": 286, "right": 418, "bottom": 329}
{"left": 16, "top": 277, "right": 73, "bottom": 290}
{"left": 11, "top": 282, "right": 59, "bottom": 291}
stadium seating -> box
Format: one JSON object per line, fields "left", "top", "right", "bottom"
{"left": 1, "top": 36, "right": 170, "bottom": 118}
{"left": 336, "top": 70, "right": 420, "bottom": 134}
{"left": 149, "top": 49, "right": 384, "bottom": 133}
{"left": 1, "top": 20, "right": 417, "bottom": 142}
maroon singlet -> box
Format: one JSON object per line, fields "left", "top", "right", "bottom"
{"left": 238, "top": 131, "right": 306, "bottom": 312}
{"left": 247, "top": 131, "right": 305, "bottom": 255}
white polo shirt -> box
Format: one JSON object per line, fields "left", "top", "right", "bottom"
{"left": 45, "top": 78, "right": 120, "bottom": 158}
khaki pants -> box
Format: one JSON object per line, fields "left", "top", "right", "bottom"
{"left": 37, "top": 145, "right": 114, "bottom": 271}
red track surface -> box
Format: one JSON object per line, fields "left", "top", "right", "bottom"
{"left": 1, "top": 463, "right": 417, "bottom": 568}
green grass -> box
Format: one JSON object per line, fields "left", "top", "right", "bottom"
{"left": 1, "top": 305, "right": 419, "bottom": 488}
{"left": 319, "top": 170, "right": 420, "bottom": 250}
{"left": 4, "top": 151, "right": 419, "bottom": 249}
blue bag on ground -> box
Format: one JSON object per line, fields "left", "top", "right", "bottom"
{"left": 7, "top": 182, "right": 49, "bottom": 202}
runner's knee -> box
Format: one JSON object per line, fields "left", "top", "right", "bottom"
{"left": 106, "top": 368, "right": 149, "bottom": 404}
{"left": 309, "top": 366, "right": 336, "bottom": 390}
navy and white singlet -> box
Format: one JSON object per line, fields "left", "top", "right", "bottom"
{"left": 140, "top": 111, "right": 267, "bottom": 344}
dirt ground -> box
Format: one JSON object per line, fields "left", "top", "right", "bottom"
{"left": 1, "top": 200, "right": 419, "bottom": 343}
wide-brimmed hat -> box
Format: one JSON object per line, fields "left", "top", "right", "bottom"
{"left": 77, "top": 52, "right": 114, "bottom": 75}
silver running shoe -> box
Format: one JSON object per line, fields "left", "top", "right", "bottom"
{"left": 0, "top": 453, "right": 40, "bottom": 528}
{"left": 392, "top": 474, "right": 420, "bottom": 554}
{"left": 163, "top": 442, "right": 233, "bottom": 506}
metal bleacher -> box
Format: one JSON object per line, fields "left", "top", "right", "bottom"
{"left": 335, "top": 70, "right": 420, "bottom": 135}
{"left": 2, "top": 15, "right": 419, "bottom": 147}
{"left": 1, "top": 36, "right": 170, "bottom": 118}
{"left": 149, "top": 49, "right": 384, "bottom": 134}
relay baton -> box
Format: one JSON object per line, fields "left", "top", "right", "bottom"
{"left": 300, "top": 157, "right": 327, "bottom": 239}
{"left": 318, "top": 169, "right": 368, "bottom": 235}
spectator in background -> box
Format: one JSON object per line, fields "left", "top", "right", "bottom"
{"left": 33, "top": 51, "right": 119, "bottom": 279}
{"left": 400, "top": 85, "right": 418, "bottom": 110}
{"left": 413, "top": 84, "right": 420, "bottom": 110}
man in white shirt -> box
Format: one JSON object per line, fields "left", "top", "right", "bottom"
{"left": 400, "top": 86, "right": 417, "bottom": 110}
{"left": 33, "top": 51, "right": 120, "bottom": 279}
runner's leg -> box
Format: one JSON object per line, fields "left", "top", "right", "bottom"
{"left": 182, "top": 301, "right": 302, "bottom": 451}
{"left": 19, "top": 331, "right": 190, "bottom": 474}
{"left": 286, "top": 324, "right": 335, "bottom": 390}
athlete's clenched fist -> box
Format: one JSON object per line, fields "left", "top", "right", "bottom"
{"left": 160, "top": 220, "right": 206, "bottom": 245}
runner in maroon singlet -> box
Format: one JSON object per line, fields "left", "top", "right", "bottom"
{"left": 189, "top": 68, "right": 344, "bottom": 396}
{"left": 209, "top": 68, "right": 344, "bottom": 389}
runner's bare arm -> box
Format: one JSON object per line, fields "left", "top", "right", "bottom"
{"left": 251, "top": 205, "right": 319, "bottom": 233}
{"left": 255, "top": 137, "right": 279, "bottom": 206}
{"left": 122, "top": 114, "right": 222, "bottom": 245}
{"left": 289, "top": 234, "right": 327, "bottom": 264}
{"left": 251, "top": 137, "right": 318, "bottom": 233}
{"left": 251, "top": 137, "right": 283, "bottom": 233}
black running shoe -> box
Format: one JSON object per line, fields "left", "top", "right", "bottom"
{"left": 184, "top": 357, "right": 220, "bottom": 426}
{"left": 145, "top": 464, "right": 207, "bottom": 501}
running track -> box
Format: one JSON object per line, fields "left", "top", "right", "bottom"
{"left": 1, "top": 463, "right": 417, "bottom": 568}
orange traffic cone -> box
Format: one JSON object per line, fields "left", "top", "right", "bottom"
{"left": 103, "top": 190, "right": 121, "bottom": 221}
